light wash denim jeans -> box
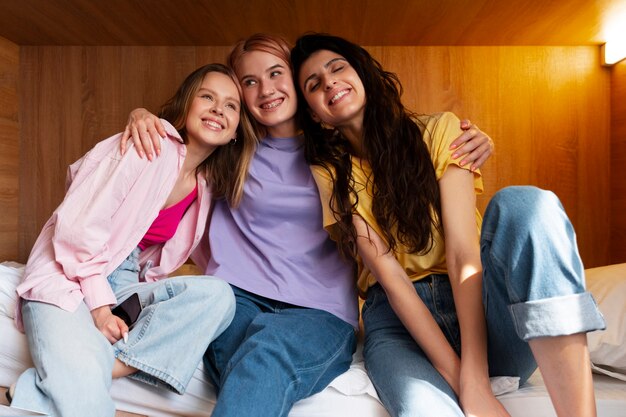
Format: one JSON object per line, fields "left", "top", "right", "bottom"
{"left": 11, "top": 248, "right": 235, "bottom": 417}
{"left": 362, "top": 186, "right": 606, "bottom": 417}
{"left": 204, "top": 286, "right": 356, "bottom": 417}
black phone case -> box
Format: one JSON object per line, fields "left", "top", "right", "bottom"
{"left": 111, "top": 293, "right": 142, "bottom": 326}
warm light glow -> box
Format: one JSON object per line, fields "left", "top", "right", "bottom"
{"left": 602, "top": 7, "right": 626, "bottom": 65}
{"left": 604, "top": 42, "right": 626, "bottom": 65}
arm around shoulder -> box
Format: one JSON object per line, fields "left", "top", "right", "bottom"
{"left": 121, "top": 108, "right": 167, "bottom": 159}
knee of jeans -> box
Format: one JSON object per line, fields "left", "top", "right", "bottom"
{"left": 492, "top": 186, "right": 547, "bottom": 209}
{"left": 191, "top": 278, "right": 236, "bottom": 320}
{"left": 213, "top": 280, "right": 236, "bottom": 321}
{"left": 487, "top": 186, "right": 561, "bottom": 230}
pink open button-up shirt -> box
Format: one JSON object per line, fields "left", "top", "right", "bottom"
{"left": 15, "top": 120, "right": 212, "bottom": 330}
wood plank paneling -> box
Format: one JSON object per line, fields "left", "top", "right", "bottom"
{"left": 611, "top": 59, "right": 626, "bottom": 264}
{"left": 0, "top": 0, "right": 623, "bottom": 47}
{"left": 368, "top": 46, "right": 611, "bottom": 267}
{"left": 18, "top": 45, "right": 611, "bottom": 267}
{"left": 17, "top": 46, "right": 231, "bottom": 261}
{"left": 0, "top": 36, "right": 19, "bottom": 261}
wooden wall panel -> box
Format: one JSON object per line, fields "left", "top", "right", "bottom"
{"left": 0, "top": 0, "right": 622, "bottom": 46}
{"left": 18, "top": 46, "right": 232, "bottom": 261}
{"left": 0, "top": 36, "right": 19, "bottom": 261}
{"left": 611, "top": 59, "right": 626, "bottom": 264}
{"left": 369, "top": 46, "right": 611, "bottom": 267}
{"left": 18, "top": 45, "right": 611, "bottom": 267}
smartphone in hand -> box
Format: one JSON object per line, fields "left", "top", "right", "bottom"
{"left": 111, "top": 293, "right": 142, "bottom": 327}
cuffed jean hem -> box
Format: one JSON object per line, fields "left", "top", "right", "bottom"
{"left": 509, "top": 291, "right": 606, "bottom": 340}
{"left": 114, "top": 350, "right": 186, "bottom": 394}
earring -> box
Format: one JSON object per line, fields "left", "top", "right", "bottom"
{"left": 229, "top": 137, "right": 237, "bottom": 145}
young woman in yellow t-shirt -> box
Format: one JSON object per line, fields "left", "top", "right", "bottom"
{"left": 292, "top": 33, "right": 605, "bottom": 417}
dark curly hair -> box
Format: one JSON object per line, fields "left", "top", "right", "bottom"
{"left": 291, "top": 33, "right": 441, "bottom": 258}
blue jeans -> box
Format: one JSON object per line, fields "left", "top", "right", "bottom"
{"left": 363, "top": 186, "right": 606, "bottom": 417}
{"left": 204, "top": 286, "right": 356, "bottom": 417}
{"left": 11, "top": 248, "right": 235, "bottom": 417}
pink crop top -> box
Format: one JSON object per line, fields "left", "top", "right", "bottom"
{"left": 138, "top": 184, "right": 198, "bottom": 250}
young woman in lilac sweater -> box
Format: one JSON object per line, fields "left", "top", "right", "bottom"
{"left": 120, "top": 33, "right": 494, "bottom": 417}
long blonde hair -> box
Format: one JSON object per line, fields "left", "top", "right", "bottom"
{"left": 159, "top": 63, "right": 257, "bottom": 207}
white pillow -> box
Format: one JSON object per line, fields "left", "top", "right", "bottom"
{"left": 585, "top": 263, "right": 626, "bottom": 381}
{"left": 0, "top": 261, "right": 24, "bottom": 319}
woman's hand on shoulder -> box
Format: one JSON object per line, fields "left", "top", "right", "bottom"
{"left": 90, "top": 305, "right": 129, "bottom": 344}
{"left": 449, "top": 119, "right": 494, "bottom": 172}
{"left": 120, "top": 108, "right": 166, "bottom": 161}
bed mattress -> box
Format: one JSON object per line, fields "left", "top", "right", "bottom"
{"left": 499, "top": 370, "right": 626, "bottom": 417}
{"left": 1, "top": 262, "right": 624, "bottom": 417}
{"left": 0, "top": 301, "right": 390, "bottom": 417}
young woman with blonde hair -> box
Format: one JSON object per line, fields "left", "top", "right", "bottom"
{"left": 121, "top": 33, "right": 495, "bottom": 417}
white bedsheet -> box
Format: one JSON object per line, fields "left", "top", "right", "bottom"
{"left": 0, "top": 313, "right": 389, "bottom": 417}
{"left": 499, "top": 371, "right": 626, "bottom": 417}
{"left": 1, "top": 262, "right": 625, "bottom": 417}
{"left": 0, "top": 262, "right": 389, "bottom": 417}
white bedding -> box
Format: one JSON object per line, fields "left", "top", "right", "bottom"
{"left": 0, "top": 312, "right": 389, "bottom": 417}
{"left": 1, "top": 262, "right": 625, "bottom": 417}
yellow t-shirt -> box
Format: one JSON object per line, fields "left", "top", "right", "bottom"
{"left": 311, "top": 112, "right": 484, "bottom": 297}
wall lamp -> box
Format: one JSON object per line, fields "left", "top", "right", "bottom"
{"left": 602, "top": 8, "right": 626, "bottom": 66}
{"left": 602, "top": 41, "right": 626, "bottom": 65}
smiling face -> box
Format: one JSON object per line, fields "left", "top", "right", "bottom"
{"left": 235, "top": 50, "right": 298, "bottom": 138}
{"left": 185, "top": 71, "right": 241, "bottom": 152}
{"left": 298, "top": 49, "right": 366, "bottom": 132}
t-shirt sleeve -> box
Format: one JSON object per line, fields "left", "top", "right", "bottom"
{"left": 310, "top": 164, "right": 343, "bottom": 241}
{"left": 424, "top": 112, "right": 484, "bottom": 194}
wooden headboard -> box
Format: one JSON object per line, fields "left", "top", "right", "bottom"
{"left": 1, "top": 38, "right": 624, "bottom": 267}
